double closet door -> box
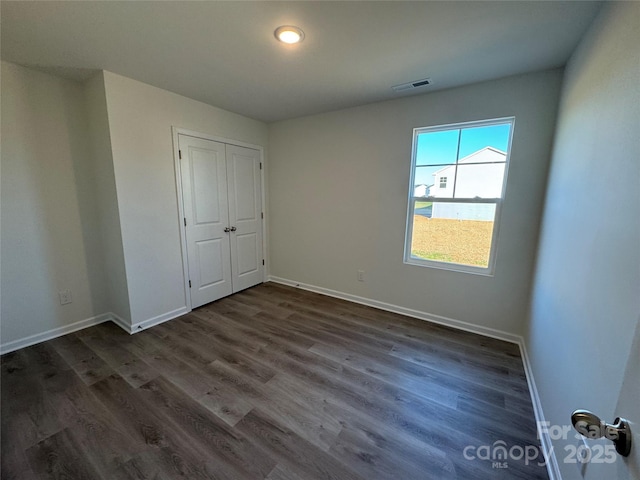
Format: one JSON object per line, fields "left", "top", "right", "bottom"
{"left": 178, "top": 134, "right": 263, "bottom": 309}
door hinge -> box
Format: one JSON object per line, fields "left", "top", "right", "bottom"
{"left": 261, "top": 212, "right": 264, "bottom": 219}
{"left": 179, "top": 149, "right": 182, "bottom": 159}
{"left": 262, "top": 259, "right": 265, "bottom": 266}
{"left": 188, "top": 280, "right": 191, "bottom": 288}
{"left": 184, "top": 217, "right": 187, "bottom": 226}
{"left": 259, "top": 162, "right": 262, "bottom": 170}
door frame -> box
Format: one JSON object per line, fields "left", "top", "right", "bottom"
{"left": 171, "top": 127, "right": 268, "bottom": 312}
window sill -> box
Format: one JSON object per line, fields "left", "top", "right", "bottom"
{"left": 404, "top": 257, "right": 495, "bottom": 277}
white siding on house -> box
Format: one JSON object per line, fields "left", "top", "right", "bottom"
{"left": 454, "top": 162, "right": 505, "bottom": 198}
{"left": 413, "top": 184, "right": 430, "bottom": 197}
{"left": 430, "top": 147, "right": 506, "bottom": 199}
{"left": 431, "top": 203, "right": 497, "bottom": 221}
{"left": 430, "top": 170, "right": 454, "bottom": 198}
{"left": 430, "top": 147, "right": 506, "bottom": 221}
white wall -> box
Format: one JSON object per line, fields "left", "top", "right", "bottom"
{"left": 0, "top": 65, "right": 268, "bottom": 345}
{"left": 84, "top": 72, "right": 131, "bottom": 322}
{"left": 1, "top": 62, "right": 107, "bottom": 345}
{"left": 101, "top": 71, "right": 268, "bottom": 326}
{"left": 268, "top": 70, "right": 562, "bottom": 335}
{"left": 526, "top": 3, "right": 640, "bottom": 479}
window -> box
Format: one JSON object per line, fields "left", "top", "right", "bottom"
{"left": 404, "top": 117, "right": 514, "bottom": 274}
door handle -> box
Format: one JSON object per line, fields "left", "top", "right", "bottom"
{"left": 224, "top": 227, "right": 231, "bottom": 233}
{"left": 230, "top": 226, "right": 237, "bottom": 232}
{"left": 571, "top": 409, "right": 632, "bottom": 456}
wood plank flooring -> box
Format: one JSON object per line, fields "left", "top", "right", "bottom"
{"left": 1, "top": 283, "right": 549, "bottom": 479}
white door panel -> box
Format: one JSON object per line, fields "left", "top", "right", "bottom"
{"left": 179, "top": 135, "right": 232, "bottom": 308}
{"left": 226, "top": 144, "right": 263, "bottom": 292}
{"left": 191, "top": 153, "right": 223, "bottom": 224}
{"left": 236, "top": 233, "right": 259, "bottom": 276}
{"left": 195, "top": 239, "right": 226, "bottom": 286}
{"left": 178, "top": 135, "right": 263, "bottom": 308}
{"left": 232, "top": 155, "right": 258, "bottom": 221}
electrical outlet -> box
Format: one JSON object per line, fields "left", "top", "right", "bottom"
{"left": 576, "top": 437, "right": 590, "bottom": 477}
{"left": 357, "top": 270, "right": 365, "bottom": 282}
{"left": 59, "top": 290, "right": 72, "bottom": 305}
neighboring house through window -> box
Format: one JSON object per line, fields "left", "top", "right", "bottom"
{"left": 405, "top": 117, "right": 514, "bottom": 274}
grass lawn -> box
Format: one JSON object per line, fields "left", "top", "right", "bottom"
{"left": 414, "top": 201, "right": 433, "bottom": 209}
{"left": 411, "top": 215, "right": 494, "bottom": 267}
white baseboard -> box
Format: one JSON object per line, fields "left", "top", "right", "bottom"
{"left": 268, "top": 275, "right": 521, "bottom": 344}
{"left": 267, "top": 275, "right": 560, "bottom": 480}
{"left": 109, "top": 312, "right": 131, "bottom": 334}
{"left": 0, "top": 305, "right": 190, "bottom": 354}
{"left": 0, "top": 313, "right": 112, "bottom": 355}
{"left": 128, "top": 306, "right": 189, "bottom": 334}
{"left": 518, "top": 339, "right": 561, "bottom": 480}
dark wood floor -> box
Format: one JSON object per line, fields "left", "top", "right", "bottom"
{"left": 1, "top": 283, "right": 548, "bottom": 479}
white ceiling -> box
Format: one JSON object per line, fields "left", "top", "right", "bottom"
{"left": 1, "top": 1, "right": 601, "bottom": 122}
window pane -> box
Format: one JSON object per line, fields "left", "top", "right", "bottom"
{"left": 413, "top": 165, "right": 441, "bottom": 195}
{"left": 426, "top": 165, "right": 455, "bottom": 198}
{"left": 416, "top": 129, "right": 459, "bottom": 166}
{"left": 411, "top": 202, "right": 497, "bottom": 267}
{"left": 407, "top": 117, "right": 514, "bottom": 272}
{"left": 413, "top": 198, "right": 433, "bottom": 218}
{"left": 453, "top": 162, "right": 506, "bottom": 198}
{"left": 458, "top": 123, "right": 511, "bottom": 159}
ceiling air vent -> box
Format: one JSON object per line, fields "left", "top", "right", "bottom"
{"left": 392, "top": 78, "right": 432, "bottom": 92}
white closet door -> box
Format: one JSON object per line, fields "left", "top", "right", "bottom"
{"left": 179, "top": 135, "right": 233, "bottom": 308}
{"left": 226, "top": 144, "right": 263, "bottom": 292}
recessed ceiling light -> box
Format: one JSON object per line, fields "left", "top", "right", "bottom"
{"left": 274, "top": 25, "right": 305, "bottom": 44}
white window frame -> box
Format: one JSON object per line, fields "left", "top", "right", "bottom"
{"left": 404, "top": 117, "right": 515, "bottom": 276}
